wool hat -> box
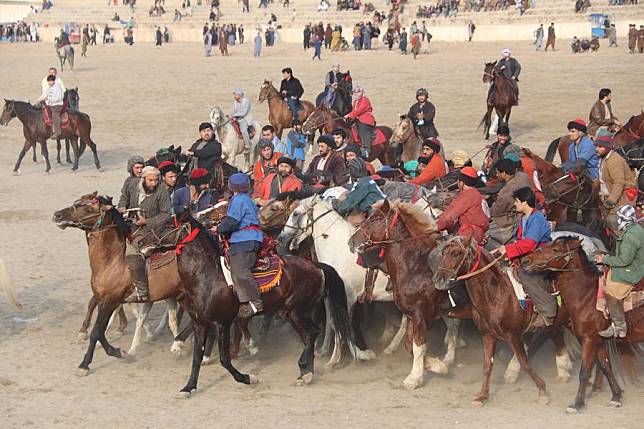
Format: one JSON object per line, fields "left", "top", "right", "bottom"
{"left": 277, "top": 156, "right": 296, "bottom": 167}
{"left": 199, "top": 122, "right": 213, "bottom": 131}
{"left": 567, "top": 118, "right": 587, "bottom": 133}
{"left": 595, "top": 130, "right": 617, "bottom": 149}
{"left": 232, "top": 88, "right": 244, "bottom": 95}
{"left": 422, "top": 138, "right": 441, "bottom": 154}
{"left": 456, "top": 166, "right": 480, "bottom": 187}
{"left": 190, "top": 168, "right": 210, "bottom": 186}
{"left": 228, "top": 172, "right": 250, "bottom": 193}
{"left": 318, "top": 134, "right": 337, "bottom": 149}
{"left": 159, "top": 160, "right": 178, "bottom": 176}
{"left": 141, "top": 166, "right": 160, "bottom": 178}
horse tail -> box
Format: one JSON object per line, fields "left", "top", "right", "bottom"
{"left": 545, "top": 137, "right": 561, "bottom": 163}
{"left": 316, "top": 262, "right": 354, "bottom": 359}
{"left": 477, "top": 111, "right": 490, "bottom": 130}
{"left": 0, "top": 259, "right": 22, "bottom": 310}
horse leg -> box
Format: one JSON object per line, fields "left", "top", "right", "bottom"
{"left": 217, "top": 322, "right": 256, "bottom": 385}
{"left": 202, "top": 328, "right": 218, "bottom": 365}
{"left": 403, "top": 314, "right": 427, "bottom": 390}
{"left": 472, "top": 334, "right": 497, "bottom": 405}
{"left": 65, "top": 138, "right": 73, "bottom": 164}
{"left": 505, "top": 106, "right": 512, "bottom": 128}
{"left": 82, "top": 137, "right": 100, "bottom": 170}
{"left": 239, "top": 317, "right": 258, "bottom": 356}
{"left": 288, "top": 311, "right": 320, "bottom": 385}
{"left": 116, "top": 305, "right": 128, "bottom": 334}
{"left": 56, "top": 138, "right": 62, "bottom": 164}
{"left": 318, "top": 296, "right": 335, "bottom": 356}
{"left": 78, "top": 300, "right": 120, "bottom": 375}
{"left": 127, "top": 302, "right": 152, "bottom": 355}
{"left": 230, "top": 319, "right": 242, "bottom": 359}
{"left": 32, "top": 141, "right": 38, "bottom": 163}
{"left": 69, "top": 136, "right": 80, "bottom": 170}
{"left": 441, "top": 317, "right": 460, "bottom": 369}
{"left": 171, "top": 320, "right": 193, "bottom": 356}
{"left": 551, "top": 326, "right": 573, "bottom": 383}
{"left": 78, "top": 295, "right": 98, "bottom": 341}
{"left": 39, "top": 139, "right": 51, "bottom": 173}
{"left": 595, "top": 344, "right": 623, "bottom": 407}
{"left": 14, "top": 140, "right": 32, "bottom": 174}
{"left": 178, "top": 320, "right": 207, "bottom": 397}
{"left": 508, "top": 334, "right": 549, "bottom": 404}
{"left": 567, "top": 336, "right": 599, "bottom": 413}
{"left": 351, "top": 302, "right": 375, "bottom": 360}
{"left": 384, "top": 314, "right": 407, "bottom": 354}
{"left": 483, "top": 105, "right": 494, "bottom": 140}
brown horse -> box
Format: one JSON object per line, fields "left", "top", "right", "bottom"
{"left": 390, "top": 115, "right": 422, "bottom": 162}
{"left": 432, "top": 236, "right": 551, "bottom": 405}
{"left": 545, "top": 112, "right": 644, "bottom": 163}
{"left": 258, "top": 80, "right": 315, "bottom": 138}
{"left": 302, "top": 105, "right": 395, "bottom": 165}
{"left": 480, "top": 61, "right": 516, "bottom": 140}
{"left": 153, "top": 217, "right": 352, "bottom": 397}
{"left": 0, "top": 99, "right": 100, "bottom": 173}
{"left": 52, "top": 193, "right": 182, "bottom": 374}
{"left": 348, "top": 200, "right": 460, "bottom": 389}
{"left": 521, "top": 237, "right": 632, "bottom": 413}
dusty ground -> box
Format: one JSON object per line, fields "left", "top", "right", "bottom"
{"left": 0, "top": 39, "right": 643, "bottom": 428}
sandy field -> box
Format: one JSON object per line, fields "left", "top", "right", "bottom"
{"left": 0, "top": 39, "right": 643, "bottom": 428}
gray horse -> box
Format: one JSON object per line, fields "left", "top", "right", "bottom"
{"left": 54, "top": 38, "right": 75, "bottom": 71}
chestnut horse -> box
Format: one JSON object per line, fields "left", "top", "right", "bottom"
{"left": 480, "top": 61, "right": 516, "bottom": 140}
{"left": 432, "top": 236, "right": 552, "bottom": 405}
{"left": 0, "top": 99, "right": 100, "bottom": 173}
{"left": 302, "top": 105, "right": 395, "bottom": 165}
{"left": 521, "top": 237, "right": 633, "bottom": 413}
{"left": 152, "top": 219, "right": 353, "bottom": 397}
{"left": 545, "top": 112, "right": 644, "bottom": 163}
{"left": 258, "top": 80, "right": 315, "bottom": 138}
{"left": 53, "top": 193, "right": 182, "bottom": 374}
{"left": 348, "top": 200, "right": 461, "bottom": 389}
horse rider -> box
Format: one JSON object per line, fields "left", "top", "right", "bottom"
{"left": 492, "top": 187, "right": 556, "bottom": 328}
{"left": 123, "top": 166, "right": 171, "bottom": 303}
{"left": 344, "top": 84, "right": 376, "bottom": 159}
{"left": 587, "top": 88, "right": 621, "bottom": 139}
{"left": 306, "top": 134, "right": 347, "bottom": 186}
{"left": 284, "top": 120, "right": 307, "bottom": 169}
{"left": 118, "top": 155, "right": 145, "bottom": 212}
{"left": 595, "top": 132, "right": 637, "bottom": 232}
{"left": 215, "top": 172, "right": 265, "bottom": 318}
{"left": 344, "top": 143, "right": 375, "bottom": 178}
{"left": 189, "top": 168, "right": 217, "bottom": 212}
{"left": 409, "top": 139, "right": 447, "bottom": 186}
{"left": 159, "top": 160, "right": 190, "bottom": 217}
{"left": 40, "top": 67, "right": 65, "bottom": 95}
{"left": 279, "top": 67, "right": 305, "bottom": 120}
{"left": 488, "top": 49, "right": 521, "bottom": 106}
{"left": 229, "top": 88, "right": 254, "bottom": 156}
{"left": 332, "top": 158, "right": 385, "bottom": 217}
{"left": 253, "top": 139, "right": 283, "bottom": 186}
{"left": 483, "top": 125, "right": 512, "bottom": 177}
{"left": 487, "top": 158, "right": 532, "bottom": 248}
{"left": 37, "top": 74, "right": 65, "bottom": 139}
{"left": 562, "top": 119, "right": 599, "bottom": 179}
{"left": 253, "top": 156, "right": 303, "bottom": 205}
{"left": 187, "top": 122, "right": 223, "bottom": 174}
{"left": 407, "top": 88, "right": 439, "bottom": 140}
{"left": 332, "top": 128, "right": 349, "bottom": 155}
{"left": 595, "top": 205, "right": 644, "bottom": 338}
{"left": 262, "top": 124, "right": 286, "bottom": 153}
{"left": 58, "top": 29, "right": 71, "bottom": 47}
{"left": 503, "top": 145, "right": 545, "bottom": 206}
{"left": 323, "top": 63, "right": 342, "bottom": 108}
{"left": 435, "top": 166, "right": 489, "bottom": 243}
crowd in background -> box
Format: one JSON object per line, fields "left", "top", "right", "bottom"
{"left": 0, "top": 22, "right": 39, "bottom": 42}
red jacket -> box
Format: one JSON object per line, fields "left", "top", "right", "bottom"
{"left": 253, "top": 172, "right": 303, "bottom": 200}
{"left": 520, "top": 156, "right": 545, "bottom": 206}
{"left": 253, "top": 152, "right": 283, "bottom": 185}
{"left": 346, "top": 96, "right": 376, "bottom": 126}
{"left": 410, "top": 153, "right": 447, "bottom": 186}
{"left": 436, "top": 187, "right": 489, "bottom": 243}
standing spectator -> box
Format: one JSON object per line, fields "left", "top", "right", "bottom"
{"left": 545, "top": 22, "right": 556, "bottom": 51}
{"left": 411, "top": 31, "right": 421, "bottom": 59}
{"left": 238, "top": 24, "right": 245, "bottom": 44}
{"left": 242, "top": 0, "right": 250, "bottom": 12}
{"left": 608, "top": 24, "right": 617, "bottom": 48}
{"left": 155, "top": 26, "right": 163, "bottom": 46}
{"left": 534, "top": 23, "right": 544, "bottom": 51}
{"left": 204, "top": 28, "right": 213, "bottom": 56}
{"left": 399, "top": 27, "right": 408, "bottom": 54}
{"left": 81, "top": 25, "right": 89, "bottom": 56}
{"left": 421, "top": 21, "right": 428, "bottom": 41}
{"left": 253, "top": 31, "right": 262, "bottom": 57}
{"left": 303, "top": 24, "right": 311, "bottom": 50}
{"left": 352, "top": 23, "right": 361, "bottom": 50}
{"left": 331, "top": 26, "right": 341, "bottom": 51}
{"left": 627, "top": 24, "right": 637, "bottom": 54}
{"left": 385, "top": 26, "right": 395, "bottom": 50}
{"left": 103, "top": 24, "right": 111, "bottom": 43}
{"left": 219, "top": 28, "right": 228, "bottom": 55}
{"left": 467, "top": 20, "right": 475, "bottom": 42}
{"left": 90, "top": 25, "right": 97, "bottom": 45}
{"left": 313, "top": 34, "right": 322, "bottom": 60}
{"left": 638, "top": 25, "right": 644, "bottom": 53}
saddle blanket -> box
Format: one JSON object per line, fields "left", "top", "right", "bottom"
{"left": 504, "top": 266, "right": 529, "bottom": 310}
{"left": 42, "top": 107, "right": 70, "bottom": 128}
{"left": 351, "top": 127, "right": 387, "bottom": 147}
{"left": 222, "top": 254, "right": 283, "bottom": 294}
{"left": 596, "top": 277, "right": 644, "bottom": 316}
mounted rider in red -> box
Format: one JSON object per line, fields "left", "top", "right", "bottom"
{"left": 344, "top": 83, "right": 376, "bottom": 159}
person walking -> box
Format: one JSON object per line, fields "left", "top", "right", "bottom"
{"left": 253, "top": 31, "right": 262, "bottom": 57}
{"left": 312, "top": 34, "right": 322, "bottom": 60}
{"left": 467, "top": 20, "right": 475, "bottom": 42}
{"left": 628, "top": 24, "right": 637, "bottom": 54}
{"left": 534, "top": 23, "right": 544, "bottom": 51}
{"left": 545, "top": 22, "right": 556, "bottom": 51}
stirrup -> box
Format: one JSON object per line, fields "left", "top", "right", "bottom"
{"left": 124, "top": 289, "right": 149, "bottom": 303}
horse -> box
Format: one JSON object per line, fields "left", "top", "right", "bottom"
{"left": 209, "top": 105, "right": 260, "bottom": 170}
{"left": 520, "top": 237, "right": 636, "bottom": 413}
{"left": 348, "top": 200, "right": 463, "bottom": 389}
{"left": 55, "top": 38, "right": 75, "bottom": 71}
{"left": 258, "top": 79, "right": 315, "bottom": 138}
{"left": 0, "top": 99, "right": 100, "bottom": 173}
{"left": 545, "top": 112, "right": 644, "bottom": 163}
{"left": 302, "top": 105, "right": 395, "bottom": 165}
{"left": 153, "top": 217, "right": 353, "bottom": 397}
{"left": 432, "top": 236, "right": 552, "bottom": 405}
{"left": 0, "top": 258, "right": 22, "bottom": 310}
{"left": 390, "top": 115, "right": 422, "bottom": 162}
{"left": 52, "top": 193, "right": 183, "bottom": 374}
{"left": 314, "top": 71, "right": 353, "bottom": 118}
{"left": 480, "top": 61, "right": 516, "bottom": 140}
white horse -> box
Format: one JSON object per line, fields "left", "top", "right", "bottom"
{"left": 278, "top": 194, "right": 462, "bottom": 374}
{"left": 209, "top": 106, "right": 260, "bottom": 171}
{"left": 0, "top": 258, "right": 22, "bottom": 310}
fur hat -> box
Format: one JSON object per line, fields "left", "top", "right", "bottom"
{"left": 277, "top": 156, "right": 296, "bottom": 167}
{"left": 422, "top": 138, "right": 441, "bottom": 154}
{"left": 567, "top": 119, "right": 587, "bottom": 133}
{"left": 199, "top": 122, "right": 213, "bottom": 131}
{"left": 190, "top": 168, "right": 210, "bottom": 186}
{"left": 318, "top": 134, "right": 337, "bottom": 149}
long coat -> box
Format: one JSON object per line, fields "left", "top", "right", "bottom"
{"left": 599, "top": 151, "right": 637, "bottom": 211}
{"left": 587, "top": 100, "right": 617, "bottom": 138}
{"left": 407, "top": 101, "right": 439, "bottom": 138}
{"left": 491, "top": 172, "right": 532, "bottom": 228}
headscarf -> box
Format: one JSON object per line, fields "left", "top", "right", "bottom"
{"left": 232, "top": 88, "right": 244, "bottom": 96}
{"left": 502, "top": 48, "right": 511, "bottom": 57}
{"left": 616, "top": 205, "right": 637, "bottom": 231}
{"left": 348, "top": 157, "right": 369, "bottom": 180}
{"left": 141, "top": 166, "right": 160, "bottom": 178}
{"left": 127, "top": 155, "right": 145, "bottom": 173}
{"left": 352, "top": 83, "right": 364, "bottom": 101}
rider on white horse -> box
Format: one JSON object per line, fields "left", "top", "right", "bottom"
{"left": 230, "top": 88, "right": 253, "bottom": 156}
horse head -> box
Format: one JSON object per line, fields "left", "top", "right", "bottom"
{"left": 259, "top": 194, "right": 299, "bottom": 229}
{"left": 0, "top": 99, "right": 16, "bottom": 125}
{"left": 209, "top": 105, "right": 224, "bottom": 127}
{"left": 520, "top": 237, "right": 583, "bottom": 273}
{"left": 482, "top": 62, "right": 496, "bottom": 83}
{"left": 52, "top": 192, "right": 120, "bottom": 231}
{"left": 195, "top": 200, "right": 229, "bottom": 227}
{"left": 390, "top": 114, "right": 413, "bottom": 146}
{"left": 278, "top": 194, "right": 320, "bottom": 250}
{"left": 432, "top": 235, "right": 474, "bottom": 290}
{"left": 544, "top": 166, "right": 595, "bottom": 209}
{"left": 301, "top": 107, "right": 326, "bottom": 135}
{"left": 258, "top": 79, "right": 273, "bottom": 103}
{"left": 65, "top": 87, "right": 80, "bottom": 110}
{"left": 347, "top": 199, "right": 392, "bottom": 254}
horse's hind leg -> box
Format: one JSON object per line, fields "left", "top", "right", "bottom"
{"left": 127, "top": 302, "right": 152, "bottom": 355}
{"left": 39, "top": 139, "right": 51, "bottom": 173}
{"left": 201, "top": 328, "right": 218, "bottom": 365}
{"left": 82, "top": 137, "right": 100, "bottom": 170}
{"left": 287, "top": 311, "right": 320, "bottom": 385}
{"left": 78, "top": 295, "right": 98, "bottom": 341}
{"left": 217, "top": 322, "right": 256, "bottom": 385}
{"left": 14, "top": 140, "right": 32, "bottom": 174}
{"left": 567, "top": 336, "right": 598, "bottom": 413}
{"left": 550, "top": 326, "right": 573, "bottom": 383}
{"left": 55, "top": 138, "right": 62, "bottom": 164}
{"left": 179, "top": 321, "right": 208, "bottom": 397}
{"left": 595, "top": 344, "right": 623, "bottom": 407}
{"left": 78, "top": 300, "right": 121, "bottom": 375}
{"left": 32, "top": 141, "right": 38, "bottom": 162}
{"left": 508, "top": 334, "right": 549, "bottom": 404}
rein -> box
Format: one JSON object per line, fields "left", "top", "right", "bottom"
{"left": 545, "top": 172, "right": 595, "bottom": 210}
{"left": 522, "top": 241, "right": 581, "bottom": 273}
{"left": 618, "top": 117, "right": 644, "bottom": 140}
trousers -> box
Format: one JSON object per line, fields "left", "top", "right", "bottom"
{"left": 517, "top": 268, "right": 557, "bottom": 318}
{"left": 49, "top": 105, "right": 63, "bottom": 138}
{"left": 237, "top": 118, "right": 252, "bottom": 150}
{"left": 230, "top": 250, "right": 260, "bottom": 302}
{"left": 286, "top": 98, "right": 300, "bottom": 119}
{"left": 357, "top": 122, "right": 374, "bottom": 155}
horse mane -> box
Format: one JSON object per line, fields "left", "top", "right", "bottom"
{"left": 554, "top": 235, "right": 601, "bottom": 277}
{"left": 392, "top": 201, "right": 436, "bottom": 245}
{"left": 97, "top": 195, "right": 131, "bottom": 239}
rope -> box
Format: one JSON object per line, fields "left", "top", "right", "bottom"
{"left": 456, "top": 254, "right": 504, "bottom": 281}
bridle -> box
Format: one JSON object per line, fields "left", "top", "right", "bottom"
{"left": 617, "top": 116, "right": 644, "bottom": 141}
{"left": 350, "top": 207, "right": 403, "bottom": 253}
{"left": 67, "top": 198, "right": 109, "bottom": 231}
{"left": 391, "top": 116, "right": 414, "bottom": 144}
{"left": 302, "top": 110, "right": 327, "bottom": 134}
{"left": 259, "top": 84, "right": 277, "bottom": 102}
{"left": 521, "top": 241, "right": 581, "bottom": 272}
{"left": 434, "top": 237, "right": 481, "bottom": 282}
{"left": 282, "top": 201, "right": 335, "bottom": 243}
{"left": 545, "top": 172, "right": 595, "bottom": 210}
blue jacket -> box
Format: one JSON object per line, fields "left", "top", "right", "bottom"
{"left": 190, "top": 189, "right": 216, "bottom": 213}
{"left": 563, "top": 135, "right": 599, "bottom": 179}
{"left": 286, "top": 130, "right": 308, "bottom": 161}
{"left": 220, "top": 192, "right": 263, "bottom": 244}
{"left": 505, "top": 209, "right": 552, "bottom": 259}
{"left": 272, "top": 136, "right": 287, "bottom": 154}
{"left": 170, "top": 186, "right": 190, "bottom": 216}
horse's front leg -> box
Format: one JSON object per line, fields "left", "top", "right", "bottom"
{"left": 14, "top": 140, "right": 32, "bottom": 174}
{"left": 39, "top": 139, "right": 51, "bottom": 173}
{"left": 403, "top": 313, "right": 427, "bottom": 390}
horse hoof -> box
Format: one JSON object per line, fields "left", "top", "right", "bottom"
{"left": 201, "top": 356, "right": 213, "bottom": 366}
{"left": 77, "top": 368, "right": 90, "bottom": 377}
{"left": 296, "top": 372, "right": 314, "bottom": 386}
{"left": 248, "top": 374, "right": 259, "bottom": 385}
{"left": 425, "top": 356, "right": 448, "bottom": 374}
{"left": 608, "top": 400, "right": 622, "bottom": 408}
{"left": 126, "top": 347, "right": 137, "bottom": 356}
{"left": 175, "top": 390, "right": 192, "bottom": 399}
{"left": 538, "top": 394, "right": 550, "bottom": 405}
{"left": 471, "top": 400, "right": 485, "bottom": 407}
{"left": 357, "top": 349, "right": 377, "bottom": 361}
{"left": 13, "top": 170, "right": 20, "bottom": 176}
{"left": 403, "top": 377, "right": 422, "bottom": 390}
{"left": 565, "top": 406, "right": 580, "bottom": 414}
{"left": 504, "top": 371, "right": 520, "bottom": 384}
{"left": 170, "top": 340, "right": 184, "bottom": 356}
{"left": 555, "top": 375, "right": 570, "bottom": 384}
{"left": 77, "top": 332, "right": 88, "bottom": 342}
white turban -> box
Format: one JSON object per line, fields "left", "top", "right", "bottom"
{"left": 141, "top": 166, "right": 160, "bottom": 178}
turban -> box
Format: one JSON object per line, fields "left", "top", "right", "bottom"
{"left": 228, "top": 172, "right": 250, "bottom": 193}
{"left": 451, "top": 150, "right": 470, "bottom": 169}
{"left": 502, "top": 48, "right": 511, "bottom": 56}
{"left": 567, "top": 119, "right": 587, "bottom": 133}
{"left": 141, "top": 166, "right": 160, "bottom": 178}
{"left": 348, "top": 157, "right": 369, "bottom": 179}
{"left": 190, "top": 168, "right": 210, "bottom": 186}
{"left": 422, "top": 138, "right": 441, "bottom": 154}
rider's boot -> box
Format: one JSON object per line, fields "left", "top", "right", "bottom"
{"left": 124, "top": 254, "right": 150, "bottom": 303}
{"left": 238, "top": 300, "right": 263, "bottom": 318}
{"left": 599, "top": 296, "right": 627, "bottom": 338}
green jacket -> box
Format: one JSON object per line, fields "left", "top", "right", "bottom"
{"left": 334, "top": 177, "right": 385, "bottom": 216}
{"left": 604, "top": 223, "right": 644, "bottom": 285}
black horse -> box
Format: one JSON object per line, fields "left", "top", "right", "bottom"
{"left": 315, "top": 71, "right": 353, "bottom": 117}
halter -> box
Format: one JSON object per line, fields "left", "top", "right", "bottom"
{"left": 435, "top": 237, "right": 480, "bottom": 282}
{"left": 259, "top": 84, "right": 278, "bottom": 102}
{"left": 68, "top": 198, "right": 109, "bottom": 231}
{"left": 545, "top": 173, "right": 595, "bottom": 210}
{"left": 283, "top": 203, "right": 335, "bottom": 243}
{"left": 350, "top": 207, "right": 404, "bottom": 253}
{"left": 302, "top": 111, "right": 327, "bottom": 133}
{"left": 522, "top": 241, "right": 581, "bottom": 272}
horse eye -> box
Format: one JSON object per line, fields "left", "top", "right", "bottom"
{"left": 451, "top": 250, "right": 459, "bottom": 258}
{"left": 553, "top": 248, "right": 559, "bottom": 253}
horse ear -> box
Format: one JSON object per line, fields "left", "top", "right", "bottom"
{"left": 168, "top": 144, "right": 174, "bottom": 151}
{"left": 176, "top": 145, "right": 182, "bottom": 153}
{"left": 92, "top": 191, "right": 98, "bottom": 197}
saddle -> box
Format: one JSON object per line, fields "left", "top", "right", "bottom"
{"left": 350, "top": 126, "right": 386, "bottom": 147}
{"left": 231, "top": 120, "right": 256, "bottom": 141}
{"left": 42, "top": 105, "right": 71, "bottom": 129}
{"left": 222, "top": 236, "right": 284, "bottom": 294}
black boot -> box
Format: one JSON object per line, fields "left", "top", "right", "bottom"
{"left": 599, "top": 297, "right": 627, "bottom": 338}
{"left": 124, "top": 254, "right": 149, "bottom": 303}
